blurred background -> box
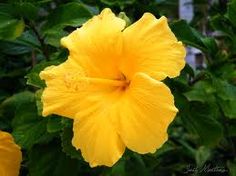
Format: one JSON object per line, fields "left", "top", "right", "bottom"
{"left": 0, "top": 0, "right": 236, "bottom": 176}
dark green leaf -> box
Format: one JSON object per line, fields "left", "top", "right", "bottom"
{"left": 184, "top": 89, "right": 210, "bottom": 103}
{"left": 61, "top": 127, "right": 82, "bottom": 160}
{"left": 101, "top": 0, "right": 135, "bottom": 9}
{"left": 227, "top": 160, "right": 236, "bottom": 176}
{"left": 26, "top": 60, "right": 61, "bottom": 88}
{"left": 227, "top": 0, "right": 236, "bottom": 27}
{"left": 111, "top": 159, "right": 126, "bottom": 176}
{"left": 43, "top": 2, "right": 92, "bottom": 32}
{"left": 170, "top": 20, "right": 207, "bottom": 51}
{"left": 15, "top": 2, "right": 39, "bottom": 20}
{"left": 28, "top": 141, "right": 80, "bottom": 176}
{"left": 11, "top": 91, "right": 54, "bottom": 149}
{"left": 47, "top": 116, "right": 63, "bottom": 133}
{"left": 0, "top": 40, "right": 32, "bottom": 55}
{"left": 171, "top": 20, "right": 218, "bottom": 55}
{"left": 181, "top": 102, "right": 223, "bottom": 147}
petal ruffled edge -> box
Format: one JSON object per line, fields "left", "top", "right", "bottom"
{"left": 121, "top": 13, "right": 186, "bottom": 81}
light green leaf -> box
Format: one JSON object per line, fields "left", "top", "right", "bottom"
{"left": 218, "top": 100, "right": 236, "bottom": 119}
{"left": 195, "top": 146, "right": 211, "bottom": 168}
{"left": 0, "top": 12, "right": 24, "bottom": 40}
{"left": 184, "top": 90, "right": 209, "bottom": 103}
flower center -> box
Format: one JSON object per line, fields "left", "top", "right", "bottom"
{"left": 118, "top": 73, "right": 130, "bottom": 91}
{"left": 64, "top": 72, "right": 130, "bottom": 91}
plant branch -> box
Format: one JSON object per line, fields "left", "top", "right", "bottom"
{"left": 29, "top": 22, "right": 49, "bottom": 60}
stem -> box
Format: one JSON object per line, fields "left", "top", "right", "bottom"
{"left": 31, "top": 50, "right": 36, "bottom": 67}
{"left": 29, "top": 22, "right": 49, "bottom": 60}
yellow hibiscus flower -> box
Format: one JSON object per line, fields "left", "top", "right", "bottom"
{"left": 40, "top": 8, "right": 186, "bottom": 167}
{"left": 0, "top": 131, "right": 22, "bottom": 176}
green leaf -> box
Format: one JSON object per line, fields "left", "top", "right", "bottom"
{"left": 100, "top": 0, "right": 135, "bottom": 9}
{"left": 181, "top": 102, "right": 223, "bottom": 147}
{"left": 195, "top": 146, "right": 211, "bottom": 168}
{"left": 47, "top": 116, "right": 63, "bottom": 133}
{"left": 201, "top": 37, "right": 218, "bottom": 56}
{"left": 184, "top": 80, "right": 216, "bottom": 103}
{"left": 125, "top": 152, "right": 150, "bottom": 176}
{"left": 214, "top": 79, "right": 236, "bottom": 101}
{"left": 228, "top": 160, "right": 236, "bottom": 176}
{"left": 227, "top": 0, "right": 236, "bottom": 27}
{"left": 44, "top": 29, "right": 67, "bottom": 47}
{"left": 0, "top": 3, "right": 25, "bottom": 40}
{"left": 26, "top": 60, "right": 61, "bottom": 88}
{"left": 0, "top": 15, "right": 25, "bottom": 40}
{"left": 218, "top": 100, "right": 236, "bottom": 119}
{"left": 35, "top": 89, "right": 43, "bottom": 116}
{"left": 0, "top": 40, "right": 32, "bottom": 55}
{"left": 15, "top": 2, "right": 39, "bottom": 20}
{"left": 170, "top": 20, "right": 218, "bottom": 55}
{"left": 211, "top": 15, "right": 233, "bottom": 36}
{"left": 111, "top": 159, "right": 126, "bottom": 176}
{"left": 43, "top": 2, "right": 92, "bottom": 32}
{"left": 170, "top": 20, "right": 206, "bottom": 51}
{"left": 213, "top": 79, "right": 236, "bottom": 118}
{"left": 184, "top": 89, "right": 210, "bottom": 103}
{"left": 61, "top": 127, "right": 82, "bottom": 160}
{"left": 28, "top": 140, "right": 80, "bottom": 176}
{"left": 228, "top": 120, "right": 236, "bottom": 137}
{"left": 0, "top": 91, "right": 34, "bottom": 119}
{"left": 11, "top": 91, "right": 54, "bottom": 149}
{"left": 16, "top": 30, "right": 41, "bottom": 49}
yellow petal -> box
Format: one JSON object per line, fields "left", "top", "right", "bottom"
{"left": 113, "top": 73, "right": 178, "bottom": 154}
{"left": 40, "top": 58, "right": 127, "bottom": 119}
{"left": 120, "top": 14, "right": 186, "bottom": 81}
{"left": 40, "top": 59, "right": 87, "bottom": 118}
{"left": 0, "top": 131, "right": 22, "bottom": 176}
{"left": 61, "top": 8, "right": 126, "bottom": 79}
{"left": 72, "top": 103, "right": 125, "bottom": 167}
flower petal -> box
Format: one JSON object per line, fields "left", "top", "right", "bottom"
{"left": 40, "top": 59, "right": 87, "bottom": 118}
{"left": 0, "top": 131, "right": 22, "bottom": 176}
{"left": 61, "top": 8, "right": 126, "bottom": 79}
{"left": 72, "top": 104, "right": 125, "bottom": 167}
{"left": 40, "top": 58, "right": 126, "bottom": 119}
{"left": 120, "top": 13, "right": 186, "bottom": 81}
{"left": 114, "top": 73, "right": 178, "bottom": 154}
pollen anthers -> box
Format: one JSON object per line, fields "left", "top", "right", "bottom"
{"left": 63, "top": 67, "right": 130, "bottom": 91}
{"left": 63, "top": 72, "right": 89, "bottom": 91}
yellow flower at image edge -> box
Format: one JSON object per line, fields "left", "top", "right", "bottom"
{"left": 40, "top": 8, "right": 186, "bottom": 167}
{"left": 0, "top": 131, "right": 22, "bottom": 176}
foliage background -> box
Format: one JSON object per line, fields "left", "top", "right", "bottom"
{"left": 0, "top": 0, "right": 236, "bottom": 175}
